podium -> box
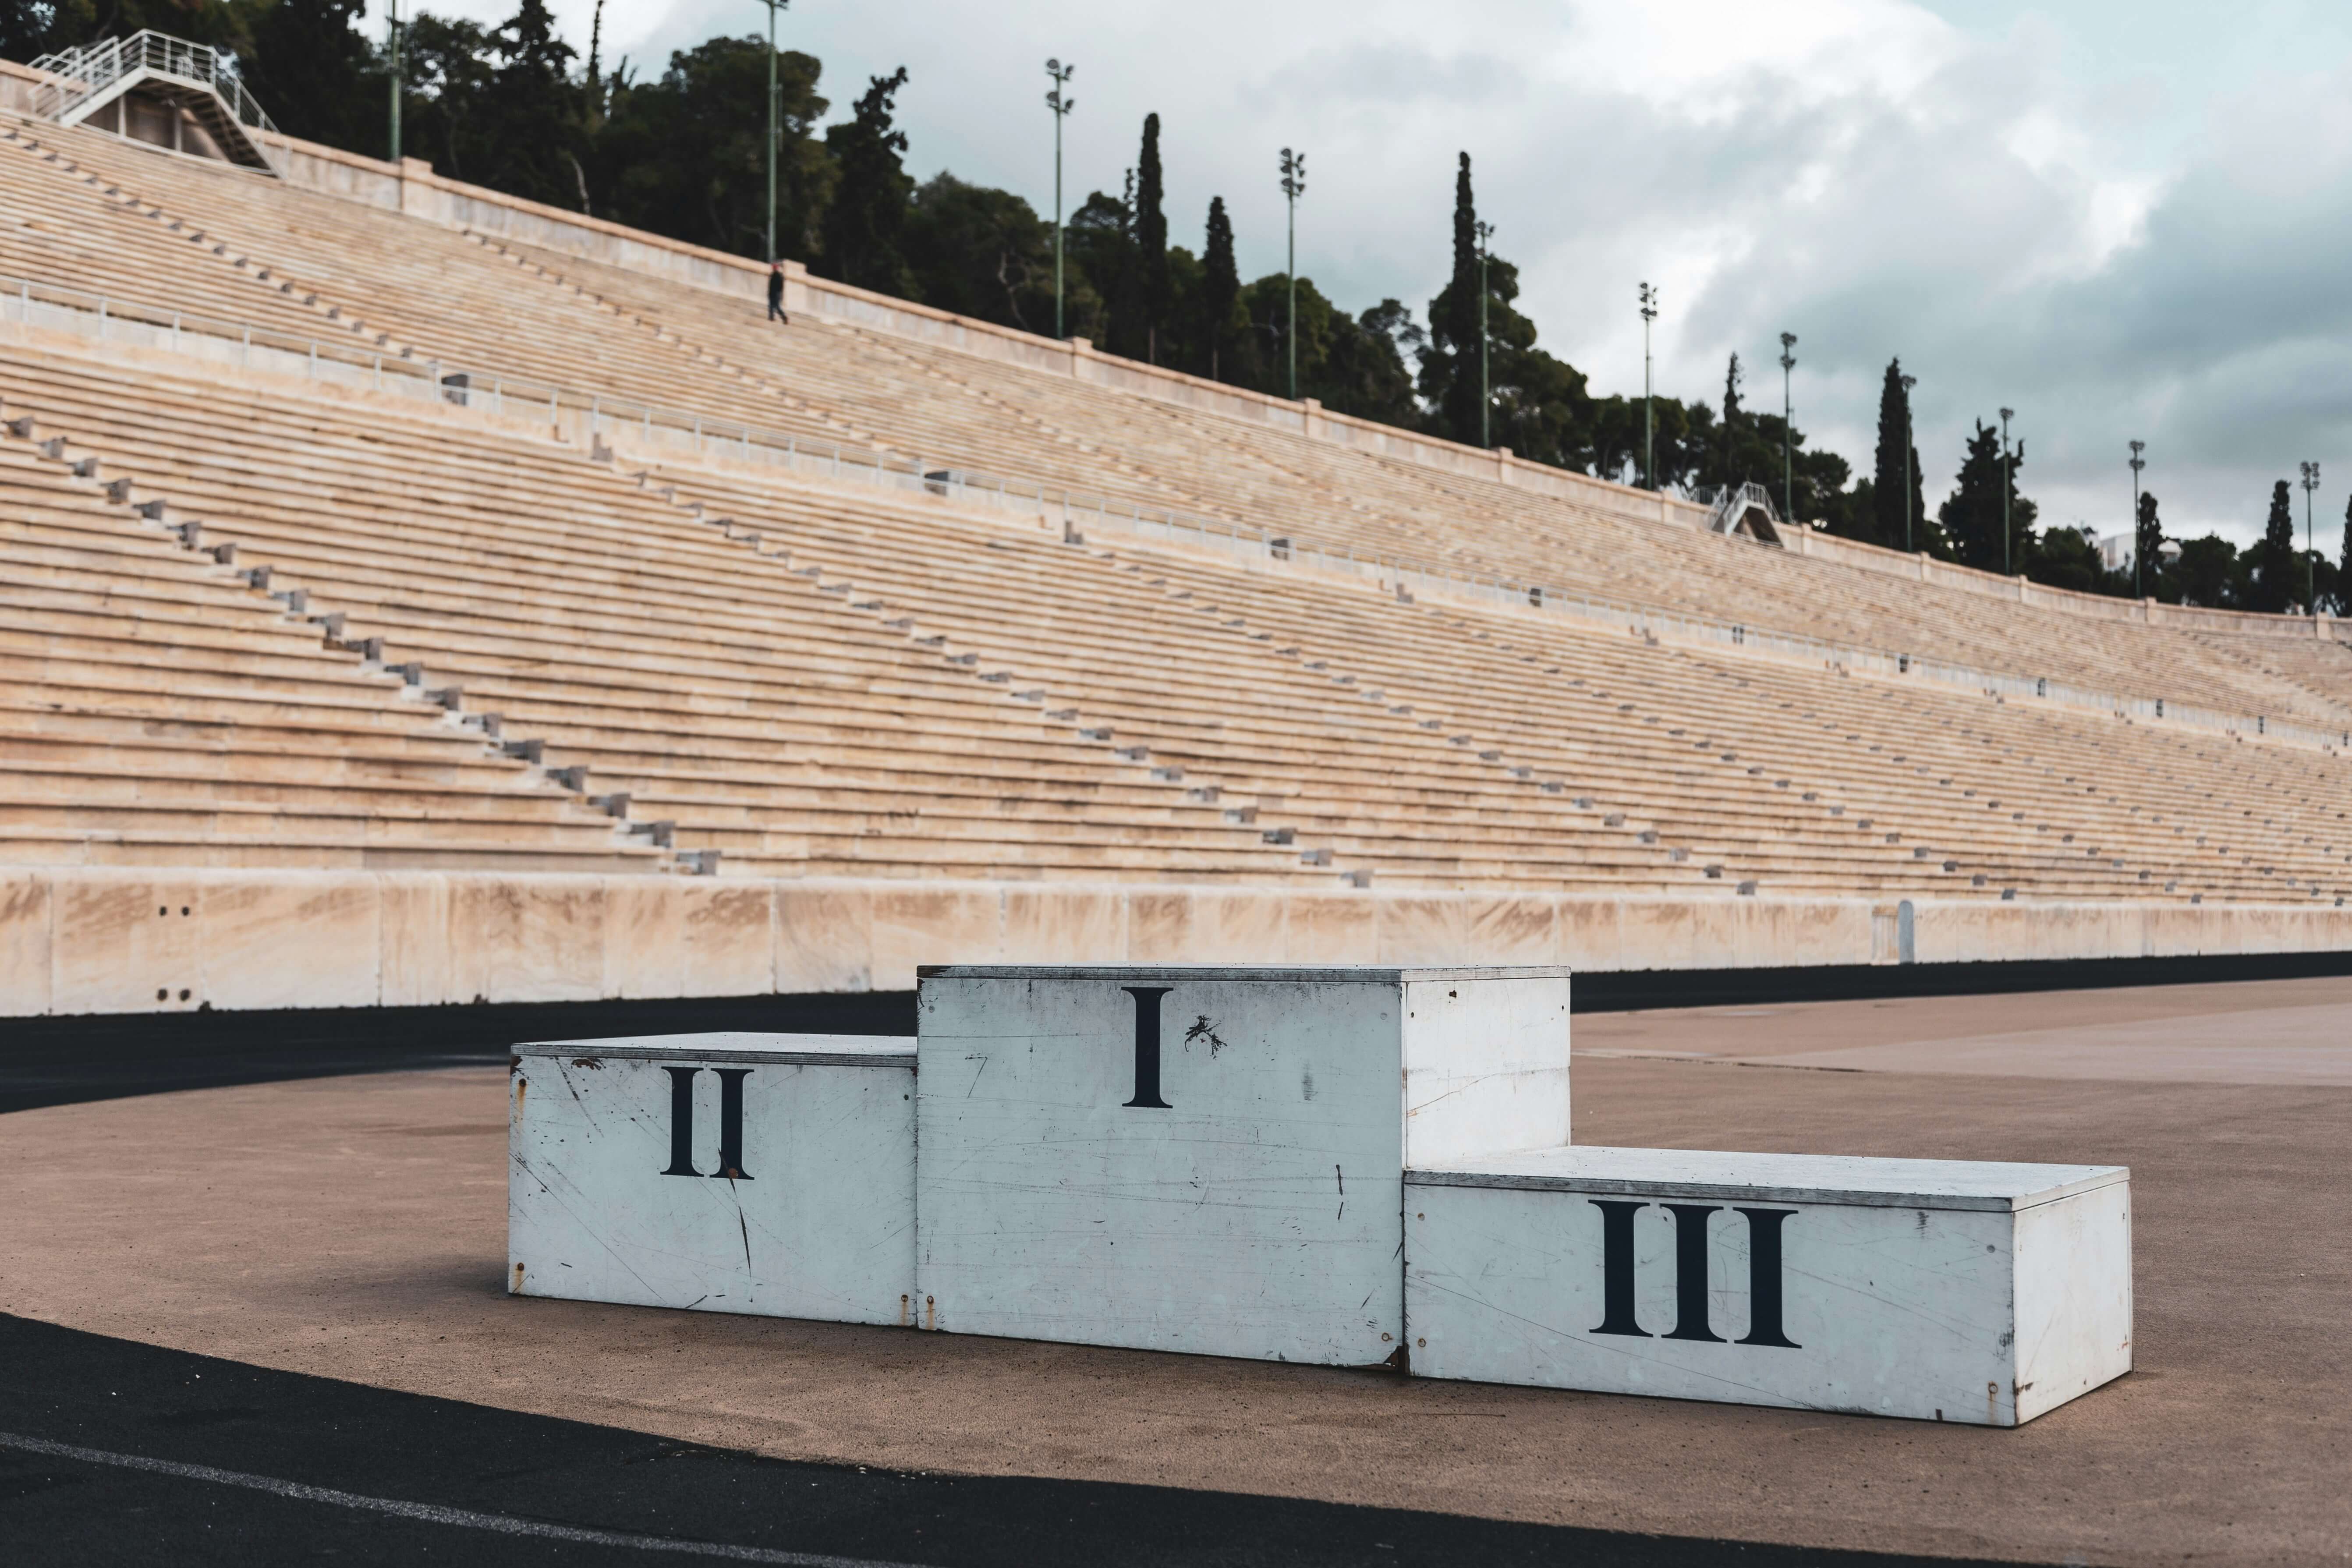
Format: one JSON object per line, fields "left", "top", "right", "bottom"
{"left": 508, "top": 1032, "right": 917, "bottom": 1325}
{"left": 503, "top": 968, "right": 2132, "bottom": 1423}
{"left": 912, "top": 965, "right": 1571, "bottom": 1363}
{"left": 1405, "top": 1147, "right": 2131, "bottom": 1424}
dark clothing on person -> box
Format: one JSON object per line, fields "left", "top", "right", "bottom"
{"left": 767, "top": 269, "right": 787, "bottom": 323}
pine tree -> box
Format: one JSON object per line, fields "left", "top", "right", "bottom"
{"left": 1135, "top": 113, "right": 1169, "bottom": 365}
{"left": 241, "top": 0, "right": 379, "bottom": 154}
{"left": 1938, "top": 421, "right": 2013, "bottom": 573}
{"left": 2249, "top": 480, "right": 2298, "bottom": 613}
{"left": 1870, "top": 360, "right": 1923, "bottom": 552}
{"left": 820, "top": 67, "right": 914, "bottom": 295}
{"left": 481, "top": 0, "right": 584, "bottom": 209}
{"left": 1201, "top": 196, "right": 1239, "bottom": 382}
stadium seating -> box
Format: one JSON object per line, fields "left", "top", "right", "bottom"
{"left": 0, "top": 404, "right": 656, "bottom": 871}
{"left": 0, "top": 107, "right": 2346, "bottom": 909}
{"left": 9, "top": 112, "right": 2345, "bottom": 736}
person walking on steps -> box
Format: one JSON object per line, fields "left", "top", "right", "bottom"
{"left": 767, "top": 260, "right": 788, "bottom": 324}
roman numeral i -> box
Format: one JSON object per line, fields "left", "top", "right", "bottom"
{"left": 1590, "top": 1200, "right": 1799, "bottom": 1348}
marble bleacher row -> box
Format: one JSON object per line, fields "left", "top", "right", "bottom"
{"left": 0, "top": 412, "right": 655, "bottom": 871}
{"left": 642, "top": 454, "right": 2352, "bottom": 903}
{"left": 0, "top": 343, "right": 1306, "bottom": 882}
{"left": 5, "top": 332, "right": 2346, "bottom": 900}
{"left": 8, "top": 111, "right": 2346, "bottom": 736}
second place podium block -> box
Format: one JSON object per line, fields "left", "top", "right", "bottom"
{"left": 509, "top": 1032, "right": 917, "bottom": 1325}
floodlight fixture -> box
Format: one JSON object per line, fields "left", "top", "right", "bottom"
{"left": 757, "top": 0, "right": 791, "bottom": 266}
{"left": 1639, "top": 283, "right": 1658, "bottom": 490}
{"left": 1280, "top": 148, "right": 1307, "bottom": 400}
{"left": 1779, "top": 333, "right": 1797, "bottom": 525}
{"left": 2302, "top": 460, "right": 2321, "bottom": 615}
{"left": 1045, "top": 59, "right": 1076, "bottom": 339}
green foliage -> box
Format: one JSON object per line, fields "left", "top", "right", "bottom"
{"left": 1423, "top": 152, "right": 1485, "bottom": 447}
{"left": 241, "top": 0, "right": 378, "bottom": 152}
{"left": 1940, "top": 418, "right": 2036, "bottom": 575}
{"left": 2246, "top": 479, "right": 2298, "bottom": 613}
{"left": 1869, "top": 360, "right": 1927, "bottom": 552}
{"left": 1199, "top": 196, "right": 1240, "bottom": 382}
{"left": 1134, "top": 113, "right": 1169, "bottom": 364}
{"left": 2026, "top": 525, "right": 2111, "bottom": 596}
{"left": 900, "top": 173, "right": 1064, "bottom": 333}
{"left": 818, "top": 65, "right": 912, "bottom": 295}
{"left": 2338, "top": 495, "right": 2352, "bottom": 615}
{"left": 393, "top": 11, "right": 495, "bottom": 180}
{"left": 596, "top": 39, "right": 829, "bottom": 260}
{"left": 2135, "top": 491, "right": 2166, "bottom": 599}
{"left": 1062, "top": 183, "right": 1133, "bottom": 352}
{"left": 2172, "top": 534, "right": 2241, "bottom": 609}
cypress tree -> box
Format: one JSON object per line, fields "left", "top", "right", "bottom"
{"left": 2251, "top": 479, "right": 2298, "bottom": 612}
{"left": 1870, "top": 360, "right": 1922, "bottom": 551}
{"left": 1937, "top": 420, "right": 2012, "bottom": 573}
{"left": 1718, "top": 353, "right": 1743, "bottom": 488}
{"left": 1442, "top": 152, "right": 1481, "bottom": 446}
{"left": 1136, "top": 113, "right": 1169, "bottom": 365}
{"left": 1202, "top": 196, "right": 1238, "bottom": 382}
{"left": 2338, "top": 494, "right": 2352, "bottom": 615}
{"left": 2136, "top": 491, "right": 2164, "bottom": 594}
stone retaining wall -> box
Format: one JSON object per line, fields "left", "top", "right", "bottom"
{"left": 4, "top": 869, "right": 2346, "bottom": 1016}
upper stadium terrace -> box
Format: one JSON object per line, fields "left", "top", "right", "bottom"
{"left": 3, "top": 46, "right": 2350, "bottom": 1018}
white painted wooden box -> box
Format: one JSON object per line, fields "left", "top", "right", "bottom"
{"left": 509, "top": 1032, "right": 917, "bottom": 1326}
{"left": 1406, "top": 1147, "right": 2130, "bottom": 1425}
{"left": 914, "top": 964, "right": 1570, "bottom": 1364}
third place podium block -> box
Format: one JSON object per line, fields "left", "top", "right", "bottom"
{"left": 914, "top": 964, "right": 1572, "bottom": 1364}
{"left": 1406, "top": 1146, "right": 2131, "bottom": 1424}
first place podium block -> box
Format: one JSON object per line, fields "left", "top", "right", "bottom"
{"left": 914, "top": 965, "right": 1570, "bottom": 1364}
{"left": 1406, "top": 1147, "right": 2131, "bottom": 1424}
{"left": 509, "top": 1033, "right": 917, "bottom": 1325}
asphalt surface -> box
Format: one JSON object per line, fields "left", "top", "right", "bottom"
{"left": 0, "top": 1313, "right": 2023, "bottom": 1568}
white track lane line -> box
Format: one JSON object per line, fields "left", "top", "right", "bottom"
{"left": 0, "top": 1427, "right": 935, "bottom": 1567}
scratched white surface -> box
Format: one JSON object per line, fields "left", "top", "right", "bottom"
{"left": 914, "top": 966, "right": 1570, "bottom": 1363}
{"left": 1406, "top": 1155, "right": 2132, "bottom": 1425}
{"left": 508, "top": 1035, "right": 917, "bottom": 1326}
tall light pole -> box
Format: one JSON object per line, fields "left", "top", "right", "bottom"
{"left": 758, "top": 0, "right": 787, "bottom": 263}
{"left": 1778, "top": 332, "right": 1797, "bottom": 524}
{"left": 1044, "top": 60, "right": 1075, "bottom": 340}
{"left": 1280, "top": 147, "right": 1306, "bottom": 401}
{"left": 1639, "top": 282, "right": 1657, "bottom": 490}
{"left": 1900, "top": 372, "right": 1918, "bottom": 553}
{"left": 1475, "top": 219, "right": 1495, "bottom": 448}
{"left": 386, "top": 0, "right": 402, "bottom": 161}
{"left": 2129, "top": 440, "right": 2147, "bottom": 598}
{"left": 1999, "top": 406, "right": 2014, "bottom": 576}
{"left": 2302, "top": 460, "right": 2321, "bottom": 615}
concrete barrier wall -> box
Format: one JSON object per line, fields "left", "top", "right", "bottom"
{"left": 4, "top": 868, "right": 2347, "bottom": 1017}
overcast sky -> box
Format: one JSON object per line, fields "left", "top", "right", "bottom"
{"left": 363, "top": 0, "right": 2352, "bottom": 550}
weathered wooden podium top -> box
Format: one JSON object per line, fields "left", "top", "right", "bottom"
{"left": 513, "top": 1032, "right": 916, "bottom": 1066}
{"left": 1408, "top": 1145, "right": 2128, "bottom": 1211}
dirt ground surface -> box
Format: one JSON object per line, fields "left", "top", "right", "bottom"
{"left": 4, "top": 977, "right": 2348, "bottom": 1567}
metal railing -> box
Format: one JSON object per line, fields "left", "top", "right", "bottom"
{"left": 6, "top": 268, "right": 2348, "bottom": 757}
{"left": 28, "top": 30, "right": 278, "bottom": 136}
